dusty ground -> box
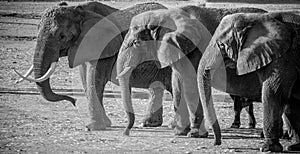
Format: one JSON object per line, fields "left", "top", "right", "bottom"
{"left": 0, "top": 1, "right": 299, "bottom": 153}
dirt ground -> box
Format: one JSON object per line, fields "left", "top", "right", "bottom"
{"left": 0, "top": 1, "right": 299, "bottom": 153}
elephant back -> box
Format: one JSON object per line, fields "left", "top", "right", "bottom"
{"left": 113, "top": 2, "right": 167, "bottom": 35}
{"left": 180, "top": 6, "right": 267, "bottom": 35}
{"left": 75, "top": 2, "right": 119, "bottom": 16}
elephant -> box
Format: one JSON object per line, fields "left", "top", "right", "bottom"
{"left": 116, "top": 5, "right": 267, "bottom": 136}
{"left": 143, "top": 6, "right": 269, "bottom": 129}
{"left": 197, "top": 11, "right": 300, "bottom": 152}
{"left": 14, "top": 1, "right": 174, "bottom": 131}
{"left": 117, "top": 8, "right": 212, "bottom": 137}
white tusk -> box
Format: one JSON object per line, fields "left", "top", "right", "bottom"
{"left": 14, "top": 62, "right": 57, "bottom": 83}
{"left": 15, "top": 65, "right": 34, "bottom": 84}
{"left": 116, "top": 67, "right": 133, "bottom": 80}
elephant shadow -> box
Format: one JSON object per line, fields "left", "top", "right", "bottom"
{"left": 106, "top": 126, "right": 263, "bottom": 140}
{"left": 216, "top": 128, "right": 299, "bottom": 153}
{"left": 220, "top": 127, "right": 262, "bottom": 140}
{"left": 103, "top": 90, "right": 173, "bottom": 101}
{"left": 104, "top": 125, "right": 174, "bottom": 138}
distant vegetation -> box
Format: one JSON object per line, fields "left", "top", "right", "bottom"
{"left": 0, "top": 0, "right": 191, "bottom": 1}
{"left": 206, "top": 0, "right": 300, "bottom": 3}
{"left": 0, "top": 0, "right": 299, "bottom": 3}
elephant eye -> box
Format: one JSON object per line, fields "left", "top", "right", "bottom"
{"left": 217, "top": 41, "right": 225, "bottom": 50}
{"left": 132, "top": 26, "right": 139, "bottom": 31}
{"left": 132, "top": 40, "right": 141, "bottom": 47}
{"left": 149, "top": 25, "right": 158, "bottom": 31}
{"left": 59, "top": 32, "right": 68, "bottom": 42}
{"left": 124, "top": 39, "right": 140, "bottom": 50}
{"left": 143, "top": 30, "right": 148, "bottom": 35}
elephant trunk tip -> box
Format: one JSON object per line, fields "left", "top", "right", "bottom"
{"left": 123, "top": 111, "right": 135, "bottom": 136}
{"left": 42, "top": 91, "right": 77, "bottom": 107}
{"left": 212, "top": 120, "right": 222, "bottom": 146}
{"left": 123, "top": 128, "right": 130, "bottom": 136}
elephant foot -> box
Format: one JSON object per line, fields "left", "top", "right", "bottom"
{"left": 260, "top": 130, "right": 290, "bottom": 140}
{"left": 85, "top": 122, "right": 106, "bottom": 131}
{"left": 260, "top": 139, "right": 283, "bottom": 152}
{"left": 286, "top": 143, "right": 300, "bottom": 151}
{"left": 141, "top": 116, "right": 163, "bottom": 127}
{"left": 282, "top": 130, "right": 293, "bottom": 140}
{"left": 141, "top": 108, "right": 163, "bottom": 127}
{"left": 105, "top": 116, "right": 112, "bottom": 127}
{"left": 174, "top": 126, "right": 190, "bottom": 136}
{"left": 230, "top": 122, "right": 240, "bottom": 128}
{"left": 248, "top": 122, "right": 256, "bottom": 129}
{"left": 168, "top": 118, "right": 177, "bottom": 129}
{"left": 187, "top": 129, "right": 209, "bottom": 138}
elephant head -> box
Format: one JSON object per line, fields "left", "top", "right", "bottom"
{"left": 116, "top": 8, "right": 211, "bottom": 135}
{"left": 197, "top": 12, "right": 298, "bottom": 147}
{"left": 14, "top": 3, "right": 123, "bottom": 106}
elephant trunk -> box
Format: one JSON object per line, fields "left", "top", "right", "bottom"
{"left": 116, "top": 46, "right": 137, "bottom": 135}
{"left": 118, "top": 74, "right": 135, "bottom": 135}
{"left": 197, "top": 60, "right": 221, "bottom": 145}
{"left": 33, "top": 36, "right": 76, "bottom": 106}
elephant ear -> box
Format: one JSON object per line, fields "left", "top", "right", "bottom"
{"left": 233, "top": 18, "right": 292, "bottom": 75}
{"left": 157, "top": 16, "right": 211, "bottom": 68}
{"left": 68, "top": 7, "right": 122, "bottom": 68}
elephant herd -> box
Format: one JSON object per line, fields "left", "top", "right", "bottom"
{"left": 14, "top": 1, "right": 300, "bottom": 152}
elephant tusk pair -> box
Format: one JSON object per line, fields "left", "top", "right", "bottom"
{"left": 15, "top": 65, "right": 34, "bottom": 83}
{"left": 14, "top": 62, "right": 57, "bottom": 83}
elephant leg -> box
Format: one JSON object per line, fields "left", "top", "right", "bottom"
{"left": 141, "top": 81, "right": 165, "bottom": 127}
{"left": 261, "top": 83, "right": 284, "bottom": 152}
{"left": 230, "top": 95, "right": 256, "bottom": 129}
{"left": 95, "top": 58, "right": 116, "bottom": 128}
{"left": 171, "top": 73, "right": 190, "bottom": 135}
{"left": 282, "top": 113, "right": 294, "bottom": 140}
{"left": 245, "top": 102, "right": 256, "bottom": 129}
{"left": 80, "top": 63, "right": 107, "bottom": 130}
{"left": 171, "top": 72, "right": 207, "bottom": 136}
{"left": 284, "top": 98, "right": 300, "bottom": 151}
{"left": 260, "top": 111, "right": 292, "bottom": 140}
{"left": 260, "top": 61, "right": 299, "bottom": 152}
{"left": 84, "top": 60, "right": 112, "bottom": 131}
{"left": 230, "top": 95, "right": 242, "bottom": 128}
{"left": 168, "top": 74, "right": 183, "bottom": 130}
{"left": 79, "top": 64, "right": 88, "bottom": 93}
{"left": 171, "top": 60, "right": 208, "bottom": 138}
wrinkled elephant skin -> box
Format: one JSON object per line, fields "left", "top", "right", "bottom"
{"left": 15, "top": 2, "right": 173, "bottom": 131}
{"left": 117, "top": 8, "right": 213, "bottom": 137}
{"left": 197, "top": 12, "right": 300, "bottom": 152}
